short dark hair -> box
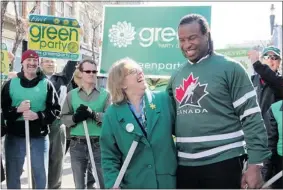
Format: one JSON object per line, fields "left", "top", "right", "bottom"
{"left": 78, "top": 59, "right": 97, "bottom": 72}
{"left": 179, "top": 14, "right": 213, "bottom": 54}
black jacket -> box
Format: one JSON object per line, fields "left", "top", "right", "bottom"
{"left": 262, "top": 104, "right": 282, "bottom": 185}
{"left": 251, "top": 61, "right": 283, "bottom": 114}
{"left": 49, "top": 61, "right": 78, "bottom": 107}
{"left": 49, "top": 73, "right": 68, "bottom": 97}
{"left": 1, "top": 70, "right": 61, "bottom": 137}
{"left": 50, "top": 60, "right": 78, "bottom": 96}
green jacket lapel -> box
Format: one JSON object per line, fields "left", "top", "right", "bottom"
{"left": 145, "top": 90, "right": 160, "bottom": 138}
{"left": 116, "top": 102, "right": 149, "bottom": 146}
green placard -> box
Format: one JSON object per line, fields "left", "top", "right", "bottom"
{"left": 99, "top": 5, "right": 211, "bottom": 77}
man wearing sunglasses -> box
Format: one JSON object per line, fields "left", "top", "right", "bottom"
{"left": 61, "top": 59, "right": 110, "bottom": 189}
{"left": 249, "top": 46, "right": 283, "bottom": 115}
{"left": 249, "top": 46, "right": 283, "bottom": 188}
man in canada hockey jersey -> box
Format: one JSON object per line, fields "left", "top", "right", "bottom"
{"left": 167, "top": 14, "right": 271, "bottom": 189}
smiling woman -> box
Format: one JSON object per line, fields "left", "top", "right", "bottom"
{"left": 100, "top": 57, "right": 177, "bottom": 189}
{"left": 106, "top": 58, "right": 146, "bottom": 104}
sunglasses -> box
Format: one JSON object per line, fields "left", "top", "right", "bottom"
{"left": 263, "top": 55, "right": 280, "bottom": 60}
{"left": 83, "top": 70, "right": 98, "bottom": 74}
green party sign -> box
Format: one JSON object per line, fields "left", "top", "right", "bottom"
{"left": 99, "top": 5, "right": 211, "bottom": 77}
{"left": 28, "top": 14, "right": 81, "bottom": 60}
{"left": 1, "top": 43, "right": 9, "bottom": 80}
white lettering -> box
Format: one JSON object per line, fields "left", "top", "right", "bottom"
{"left": 161, "top": 27, "right": 176, "bottom": 42}
{"left": 139, "top": 27, "right": 178, "bottom": 47}
{"left": 177, "top": 108, "right": 208, "bottom": 115}
{"left": 138, "top": 62, "right": 183, "bottom": 71}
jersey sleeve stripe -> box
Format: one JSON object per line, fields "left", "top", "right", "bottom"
{"left": 178, "top": 141, "right": 246, "bottom": 159}
{"left": 239, "top": 107, "right": 261, "bottom": 120}
{"left": 176, "top": 129, "right": 244, "bottom": 143}
{"left": 233, "top": 90, "right": 257, "bottom": 108}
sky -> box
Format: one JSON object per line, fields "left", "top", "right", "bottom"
{"left": 147, "top": 2, "right": 282, "bottom": 49}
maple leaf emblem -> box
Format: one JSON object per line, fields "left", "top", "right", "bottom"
{"left": 175, "top": 73, "right": 209, "bottom": 108}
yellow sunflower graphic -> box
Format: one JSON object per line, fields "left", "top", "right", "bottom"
{"left": 72, "top": 20, "right": 78, "bottom": 27}
{"left": 63, "top": 20, "right": 69, "bottom": 25}
{"left": 53, "top": 18, "right": 60, "bottom": 25}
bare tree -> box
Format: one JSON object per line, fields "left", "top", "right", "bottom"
{"left": 1, "top": 1, "right": 9, "bottom": 38}
{"left": 10, "top": 0, "right": 39, "bottom": 70}
{"left": 84, "top": 3, "right": 102, "bottom": 61}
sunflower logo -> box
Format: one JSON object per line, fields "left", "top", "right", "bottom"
{"left": 108, "top": 21, "right": 136, "bottom": 48}
{"left": 63, "top": 20, "right": 69, "bottom": 25}
{"left": 53, "top": 18, "right": 60, "bottom": 25}
{"left": 67, "top": 42, "right": 79, "bottom": 53}
{"left": 72, "top": 20, "right": 78, "bottom": 27}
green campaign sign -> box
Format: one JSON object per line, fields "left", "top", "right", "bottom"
{"left": 99, "top": 5, "right": 211, "bottom": 77}
{"left": 28, "top": 14, "right": 81, "bottom": 60}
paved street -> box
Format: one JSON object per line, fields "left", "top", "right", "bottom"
{"left": 1, "top": 152, "right": 76, "bottom": 189}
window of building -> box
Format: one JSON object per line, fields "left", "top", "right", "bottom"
{"left": 64, "top": 2, "right": 73, "bottom": 18}
{"left": 79, "top": 11, "right": 89, "bottom": 44}
{"left": 41, "top": 1, "right": 51, "bottom": 15}
{"left": 55, "top": 1, "right": 64, "bottom": 17}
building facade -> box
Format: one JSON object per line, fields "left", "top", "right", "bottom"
{"left": 2, "top": 1, "right": 144, "bottom": 73}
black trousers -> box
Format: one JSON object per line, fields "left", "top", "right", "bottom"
{"left": 271, "top": 155, "right": 283, "bottom": 189}
{"left": 177, "top": 156, "right": 245, "bottom": 189}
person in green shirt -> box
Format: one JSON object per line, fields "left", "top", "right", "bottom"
{"left": 100, "top": 57, "right": 177, "bottom": 189}
{"left": 61, "top": 59, "right": 110, "bottom": 189}
{"left": 166, "top": 14, "right": 271, "bottom": 189}
{"left": 262, "top": 101, "right": 283, "bottom": 189}
{"left": 1, "top": 50, "right": 60, "bottom": 189}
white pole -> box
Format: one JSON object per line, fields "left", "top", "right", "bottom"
{"left": 83, "top": 120, "right": 100, "bottom": 189}
{"left": 113, "top": 140, "right": 139, "bottom": 188}
{"left": 25, "top": 120, "right": 32, "bottom": 189}
{"left": 262, "top": 170, "right": 283, "bottom": 189}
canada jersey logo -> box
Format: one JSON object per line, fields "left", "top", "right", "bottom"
{"left": 175, "top": 73, "right": 209, "bottom": 108}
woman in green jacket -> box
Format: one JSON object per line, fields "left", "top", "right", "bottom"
{"left": 100, "top": 58, "right": 177, "bottom": 189}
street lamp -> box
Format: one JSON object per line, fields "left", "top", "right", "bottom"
{"left": 270, "top": 4, "right": 275, "bottom": 35}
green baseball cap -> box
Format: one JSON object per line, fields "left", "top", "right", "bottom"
{"left": 262, "top": 46, "right": 281, "bottom": 58}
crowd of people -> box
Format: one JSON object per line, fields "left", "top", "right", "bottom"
{"left": 0, "top": 13, "right": 282, "bottom": 189}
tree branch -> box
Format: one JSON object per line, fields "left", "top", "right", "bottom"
{"left": 1, "top": 0, "right": 9, "bottom": 38}
{"left": 11, "top": 0, "right": 22, "bottom": 58}
{"left": 29, "top": 1, "right": 39, "bottom": 14}
{"left": 10, "top": 1, "right": 38, "bottom": 70}
{"left": 84, "top": 3, "right": 102, "bottom": 61}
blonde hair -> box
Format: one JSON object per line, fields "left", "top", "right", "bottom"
{"left": 73, "top": 67, "right": 82, "bottom": 87}
{"left": 107, "top": 57, "right": 141, "bottom": 104}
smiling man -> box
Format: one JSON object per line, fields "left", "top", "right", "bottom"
{"left": 249, "top": 47, "right": 283, "bottom": 188}
{"left": 61, "top": 59, "right": 110, "bottom": 189}
{"left": 250, "top": 47, "right": 283, "bottom": 114}
{"left": 1, "top": 50, "right": 60, "bottom": 189}
{"left": 166, "top": 14, "right": 271, "bottom": 189}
